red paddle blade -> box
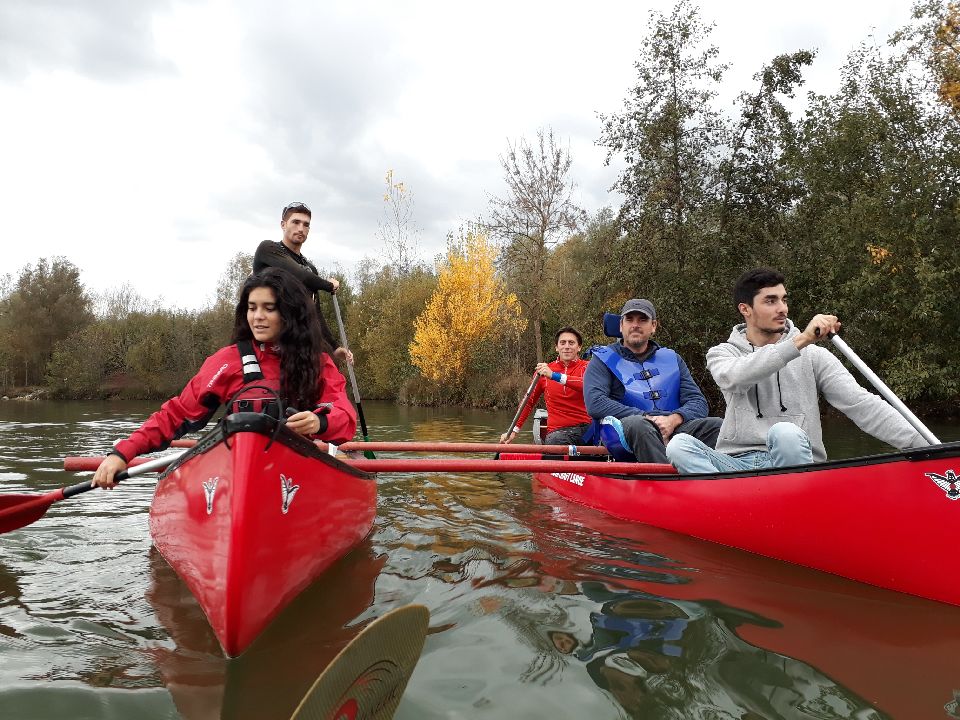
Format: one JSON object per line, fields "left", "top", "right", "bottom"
{"left": 0, "top": 491, "right": 61, "bottom": 534}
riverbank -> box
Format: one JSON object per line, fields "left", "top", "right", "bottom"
{"left": 4, "top": 381, "right": 958, "bottom": 419}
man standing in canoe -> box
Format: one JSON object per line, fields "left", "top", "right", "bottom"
{"left": 253, "top": 201, "right": 353, "bottom": 364}
{"left": 583, "top": 299, "right": 722, "bottom": 463}
{"left": 666, "top": 267, "right": 925, "bottom": 473}
{"left": 500, "top": 326, "right": 592, "bottom": 446}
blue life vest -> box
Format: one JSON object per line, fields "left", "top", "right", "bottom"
{"left": 591, "top": 344, "right": 681, "bottom": 412}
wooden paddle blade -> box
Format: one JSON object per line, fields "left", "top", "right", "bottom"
{"left": 290, "top": 604, "right": 429, "bottom": 720}
{"left": 0, "top": 491, "right": 61, "bottom": 534}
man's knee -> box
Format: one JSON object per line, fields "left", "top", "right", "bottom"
{"left": 622, "top": 415, "right": 660, "bottom": 440}
{"left": 767, "top": 422, "right": 807, "bottom": 446}
{"left": 666, "top": 433, "right": 697, "bottom": 461}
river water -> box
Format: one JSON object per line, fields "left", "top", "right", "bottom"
{"left": 0, "top": 399, "right": 959, "bottom": 720}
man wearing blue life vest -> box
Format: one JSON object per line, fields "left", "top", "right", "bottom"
{"left": 583, "top": 299, "right": 722, "bottom": 464}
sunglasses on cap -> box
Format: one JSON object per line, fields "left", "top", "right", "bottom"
{"left": 282, "top": 202, "right": 311, "bottom": 219}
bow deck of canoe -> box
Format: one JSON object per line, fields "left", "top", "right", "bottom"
{"left": 151, "top": 412, "right": 376, "bottom": 656}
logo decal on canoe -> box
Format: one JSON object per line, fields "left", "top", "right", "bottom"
{"left": 280, "top": 474, "right": 300, "bottom": 514}
{"left": 925, "top": 469, "right": 960, "bottom": 501}
{"left": 552, "top": 472, "right": 585, "bottom": 487}
{"left": 202, "top": 477, "right": 219, "bottom": 515}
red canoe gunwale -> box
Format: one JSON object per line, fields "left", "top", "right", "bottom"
{"left": 149, "top": 412, "right": 377, "bottom": 657}
{"left": 508, "top": 440, "right": 960, "bottom": 607}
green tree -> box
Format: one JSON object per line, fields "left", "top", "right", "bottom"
{"left": 0, "top": 258, "right": 92, "bottom": 387}
{"left": 487, "top": 127, "right": 585, "bottom": 362}
{"left": 350, "top": 263, "right": 436, "bottom": 400}
{"left": 599, "top": 0, "right": 727, "bottom": 273}
{"left": 787, "top": 32, "right": 960, "bottom": 402}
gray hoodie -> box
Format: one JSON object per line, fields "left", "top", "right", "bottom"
{"left": 707, "top": 320, "right": 924, "bottom": 461}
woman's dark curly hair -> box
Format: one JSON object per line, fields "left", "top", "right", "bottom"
{"left": 232, "top": 268, "right": 333, "bottom": 410}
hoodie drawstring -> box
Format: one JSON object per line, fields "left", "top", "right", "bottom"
{"left": 749, "top": 343, "right": 788, "bottom": 418}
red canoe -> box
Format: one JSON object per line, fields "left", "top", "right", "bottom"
{"left": 504, "top": 440, "right": 960, "bottom": 607}
{"left": 150, "top": 412, "right": 377, "bottom": 656}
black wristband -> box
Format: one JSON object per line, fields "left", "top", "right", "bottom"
{"left": 109, "top": 448, "right": 129, "bottom": 463}
{"left": 313, "top": 410, "right": 328, "bottom": 435}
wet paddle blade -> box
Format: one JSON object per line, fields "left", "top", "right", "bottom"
{"left": 290, "top": 604, "right": 429, "bottom": 720}
{"left": 0, "top": 491, "right": 59, "bottom": 534}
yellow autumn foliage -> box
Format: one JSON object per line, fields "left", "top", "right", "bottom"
{"left": 409, "top": 231, "right": 524, "bottom": 382}
{"left": 935, "top": 3, "right": 960, "bottom": 114}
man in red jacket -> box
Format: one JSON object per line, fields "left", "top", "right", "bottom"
{"left": 500, "top": 326, "right": 592, "bottom": 446}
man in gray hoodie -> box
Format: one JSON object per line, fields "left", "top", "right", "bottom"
{"left": 666, "top": 268, "right": 924, "bottom": 473}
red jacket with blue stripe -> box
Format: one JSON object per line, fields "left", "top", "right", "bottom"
{"left": 513, "top": 357, "right": 591, "bottom": 435}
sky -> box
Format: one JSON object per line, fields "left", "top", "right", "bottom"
{"left": 0, "top": 0, "right": 914, "bottom": 309}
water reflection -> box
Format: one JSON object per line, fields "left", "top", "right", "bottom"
{"left": 525, "top": 485, "right": 960, "bottom": 720}
{"left": 145, "top": 541, "right": 385, "bottom": 720}
{"left": 551, "top": 582, "right": 886, "bottom": 720}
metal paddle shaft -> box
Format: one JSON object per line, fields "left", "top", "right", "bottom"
{"left": 504, "top": 374, "right": 540, "bottom": 439}
{"left": 0, "top": 450, "right": 185, "bottom": 534}
{"left": 330, "top": 294, "right": 375, "bottom": 459}
{"left": 828, "top": 333, "right": 941, "bottom": 446}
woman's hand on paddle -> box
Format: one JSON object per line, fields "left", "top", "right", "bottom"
{"left": 286, "top": 410, "right": 324, "bottom": 436}
{"left": 499, "top": 431, "right": 517, "bottom": 444}
{"left": 92, "top": 454, "right": 127, "bottom": 490}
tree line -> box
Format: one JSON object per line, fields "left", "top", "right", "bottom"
{"left": 2, "top": 0, "right": 958, "bottom": 415}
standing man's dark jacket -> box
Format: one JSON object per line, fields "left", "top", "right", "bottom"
{"left": 253, "top": 240, "right": 338, "bottom": 350}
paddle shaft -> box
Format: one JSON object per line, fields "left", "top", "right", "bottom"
{"left": 503, "top": 374, "right": 540, "bottom": 438}
{"left": 330, "top": 294, "right": 373, "bottom": 444}
{"left": 62, "top": 450, "right": 187, "bottom": 498}
{"left": 828, "top": 334, "right": 941, "bottom": 445}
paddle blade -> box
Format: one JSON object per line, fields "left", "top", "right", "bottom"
{"left": 0, "top": 491, "right": 60, "bottom": 534}
{"left": 290, "top": 604, "right": 429, "bottom": 720}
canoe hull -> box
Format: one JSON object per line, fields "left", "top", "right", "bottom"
{"left": 523, "top": 442, "right": 960, "bottom": 606}
{"left": 149, "top": 413, "right": 377, "bottom": 656}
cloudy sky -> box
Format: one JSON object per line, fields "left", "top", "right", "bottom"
{"left": 0, "top": 1, "right": 912, "bottom": 309}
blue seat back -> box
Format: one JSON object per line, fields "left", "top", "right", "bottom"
{"left": 603, "top": 312, "right": 622, "bottom": 338}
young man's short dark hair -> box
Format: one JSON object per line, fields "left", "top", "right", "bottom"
{"left": 554, "top": 326, "right": 583, "bottom": 345}
{"left": 282, "top": 202, "right": 312, "bottom": 221}
{"left": 733, "top": 268, "right": 786, "bottom": 309}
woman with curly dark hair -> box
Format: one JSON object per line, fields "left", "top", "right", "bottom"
{"left": 92, "top": 268, "right": 357, "bottom": 489}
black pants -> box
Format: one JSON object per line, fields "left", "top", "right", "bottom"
{"left": 622, "top": 415, "right": 722, "bottom": 464}
{"left": 544, "top": 423, "right": 590, "bottom": 446}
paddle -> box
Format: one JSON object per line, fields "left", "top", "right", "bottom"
{"left": 501, "top": 373, "right": 540, "bottom": 443}
{"left": 494, "top": 372, "right": 540, "bottom": 460}
{"left": 331, "top": 294, "right": 376, "bottom": 459}
{"left": 0, "top": 450, "right": 186, "bottom": 535}
{"left": 821, "top": 330, "right": 941, "bottom": 446}
{"left": 289, "top": 604, "right": 429, "bottom": 720}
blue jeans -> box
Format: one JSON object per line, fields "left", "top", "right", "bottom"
{"left": 665, "top": 422, "right": 813, "bottom": 474}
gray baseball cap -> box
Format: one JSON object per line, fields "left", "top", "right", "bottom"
{"left": 620, "top": 298, "right": 656, "bottom": 320}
